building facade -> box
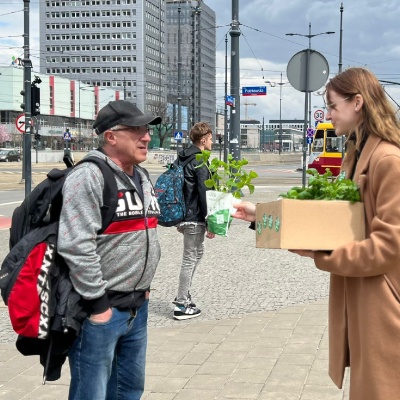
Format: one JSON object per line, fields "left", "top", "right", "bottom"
{"left": 39, "top": 0, "right": 167, "bottom": 114}
{"left": 166, "top": 0, "right": 216, "bottom": 132}
{"left": 0, "top": 66, "right": 120, "bottom": 150}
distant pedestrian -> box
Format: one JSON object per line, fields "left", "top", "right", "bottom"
{"left": 172, "top": 122, "right": 215, "bottom": 320}
{"left": 233, "top": 67, "right": 400, "bottom": 400}
{"left": 58, "top": 100, "right": 162, "bottom": 400}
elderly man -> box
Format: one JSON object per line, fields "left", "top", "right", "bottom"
{"left": 58, "top": 100, "right": 161, "bottom": 400}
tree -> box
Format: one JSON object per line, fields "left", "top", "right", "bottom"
{"left": 148, "top": 100, "right": 174, "bottom": 149}
{"left": 0, "top": 125, "right": 10, "bottom": 146}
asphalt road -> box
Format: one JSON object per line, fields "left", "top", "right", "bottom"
{"left": 0, "top": 162, "right": 303, "bottom": 218}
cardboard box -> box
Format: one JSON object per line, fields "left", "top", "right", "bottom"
{"left": 255, "top": 199, "right": 365, "bottom": 250}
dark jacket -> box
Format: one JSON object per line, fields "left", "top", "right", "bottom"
{"left": 178, "top": 145, "right": 210, "bottom": 223}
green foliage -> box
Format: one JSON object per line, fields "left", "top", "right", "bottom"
{"left": 280, "top": 168, "right": 361, "bottom": 203}
{"left": 195, "top": 150, "right": 259, "bottom": 199}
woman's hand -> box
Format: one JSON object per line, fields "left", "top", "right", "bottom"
{"left": 232, "top": 201, "right": 256, "bottom": 222}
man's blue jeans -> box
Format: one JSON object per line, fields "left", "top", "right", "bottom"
{"left": 68, "top": 300, "right": 149, "bottom": 400}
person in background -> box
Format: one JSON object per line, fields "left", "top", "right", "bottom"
{"left": 233, "top": 67, "right": 400, "bottom": 400}
{"left": 58, "top": 100, "right": 162, "bottom": 400}
{"left": 172, "top": 122, "right": 215, "bottom": 320}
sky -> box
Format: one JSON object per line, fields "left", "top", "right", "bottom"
{"left": 1, "top": 0, "right": 400, "bottom": 124}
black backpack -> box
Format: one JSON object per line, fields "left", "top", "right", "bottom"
{"left": 0, "top": 156, "right": 118, "bottom": 383}
{"left": 9, "top": 156, "right": 117, "bottom": 249}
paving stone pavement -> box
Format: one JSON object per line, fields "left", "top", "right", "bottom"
{"left": 0, "top": 186, "right": 350, "bottom": 399}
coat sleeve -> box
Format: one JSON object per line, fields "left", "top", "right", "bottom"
{"left": 194, "top": 162, "right": 210, "bottom": 222}
{"left": 314, "top": 153, "right": 400, "bottom": 277}
{"left": 57, "top": 164, "right": 110, "bottom": 313}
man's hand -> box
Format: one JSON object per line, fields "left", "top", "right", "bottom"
{"left": 89, "top": 308, "right": 113, "bottom": 323}
{"left": 206, "top": 231, "right": 215, "bottom": 239}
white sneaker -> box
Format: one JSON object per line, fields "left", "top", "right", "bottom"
{"left": 173, "top": 305, "right": 201, "bottom": 320}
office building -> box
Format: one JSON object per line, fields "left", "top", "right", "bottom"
{"left": 39, "top": 0, "right": 167, "bottom": 114}
{"left": 166, "top": 0, "right": 216, "bottom": 131}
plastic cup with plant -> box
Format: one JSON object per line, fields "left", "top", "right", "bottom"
{"left": 196, "top": 150, "right": 259, "bottom": 236}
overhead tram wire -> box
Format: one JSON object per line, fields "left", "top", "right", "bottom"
{"left": 0, "top": 9, "right": 23, "bottom": 17}
{"left": 239, "top": 28, "right": 265, "bottom": 79}
{"left": 239, "top": 22, "right": 365, "bottom": 68}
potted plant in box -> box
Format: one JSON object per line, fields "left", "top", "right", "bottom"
{"left": 196, "top": 150, "right": 258, "bottom": 236}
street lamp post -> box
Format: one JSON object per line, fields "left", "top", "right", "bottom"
{"left": 265, "top": 73, "right": 289, "bottom": 155}
{"left": 177, "top": 2, "right": 182, "bottom": 155}
{"left": 286, "top": 23, "right": 334, "bottom": 128}
{"left": 339, "top": 3, "right": 345, "bottom": 160}
{"left": 286, "top": 23, "right": 334, "bottom": 185}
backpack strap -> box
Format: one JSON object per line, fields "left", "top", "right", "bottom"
{"left": 76, "top": 157, "right": 118, "bottom": 234}
{"left": 176, "top": 154, "right": 196, "bottom": 169}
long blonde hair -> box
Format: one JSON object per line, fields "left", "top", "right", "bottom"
{"left": 325, "top": 67, "right": 400, "bottom": 149}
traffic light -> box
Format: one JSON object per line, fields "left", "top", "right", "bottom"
{"left": 31, "top": 86, "right": 40, "bottom": 116}
{"left": 34, "top": 133, "right": 41, "bottom": 141}
{"left": 218, "top": 135, "right": 222, "bottom": 144}
{"left": 20, "top": 90, "right": 26, "bottom": 110}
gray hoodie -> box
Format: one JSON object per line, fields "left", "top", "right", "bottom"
{"left": 57, "top": 150, "right": 161, "bottom": 313}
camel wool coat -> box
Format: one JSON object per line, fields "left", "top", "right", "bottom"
{"left": 314, "top": 133, "right": 400, "bottom": 400}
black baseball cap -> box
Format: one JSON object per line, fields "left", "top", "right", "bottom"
{"left": 93, "top": 100, "right": 162, "bottom": 135}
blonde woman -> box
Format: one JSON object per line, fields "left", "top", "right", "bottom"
{"left": 234, "top": 68, "right": 400, "bottom": 399}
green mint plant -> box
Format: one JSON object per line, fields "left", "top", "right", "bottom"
{"left": 280, "top": 168, "right": 361, "bottom": 203}
{"left": 195, "top": 150, "right": 258, "bottom": 199}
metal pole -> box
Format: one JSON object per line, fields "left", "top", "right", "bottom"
{"left": 35, "top": 118, "right": 38, "bottom": 163}
{"left": 223, "top": 33, "right": 228, "bottom": 162}
{"left": 339, "top": 3, "right": 345, "bottom": 161}
{"left": 78, "top": 81, "right": 81, "bottom": 153}
{"left": 279, "top": 72, "right": 283, "bottom": 155}
{"left": 177, "top": 3, "right": 182, "bottom": 154}
{"left": 302, "top": 47, "right": 311, "bottom": 187}
{"left": 197, "top": 2, "right": 202, "bottom": 121}
{"left": 308, "top": 23, "right": 312, "bottom": 134}
{"left": 123, "top": 77, "right": 127, "bottom": 100}
{"left": 23, "top": 0, "right": 32, "bottom": 196}
{"left": 229, "top": 0, "right": 241, "bottom": 161}
{"left": 191, "top": 9, "right": 196, "bottom": 123}
{"left": 339, "top": 3, "right": 343, "bottom": 74}
{"left": 261, "top": 116, "right": 264, "bottom": 152}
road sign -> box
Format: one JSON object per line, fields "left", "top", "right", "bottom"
{"left": 15, "top": 113, "right": 33, "bottom": 133}
{"left": 241, "top": 86, "right": 266, "bottom": 96}
{"left": 287, "top": 50, "right": 329, "bottom": 92}
{"left": 306, "top": 137, "right": 313, "bottom": 144}
{"left": 306, "top": 128, "right": 314, "bottom": 138}
{"left": 225, "top": 95, "right": 235, "bottom": 107}
{"left": 314, "top": 109, "right": 324, "bottom": 121}
{"left": 174, "top": 131, "right": 183, "bottom": 141}
{"left": 315, "top": 120, "right": 320, "bottom": 128}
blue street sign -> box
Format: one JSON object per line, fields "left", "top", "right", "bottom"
{"left": 306, "top": 137, "right": 313, "bottom": 144}
{"left": 306, "top": 128, "right": 314, "bottom": 138}
{"left": 225, "top": 95, "right": 235, "bottom": 107}
{"left": 241, "top": 86, "right": 267, "bottom": 96}
{"left": 174, "top": 131, "right": 183, "bottom": 141}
